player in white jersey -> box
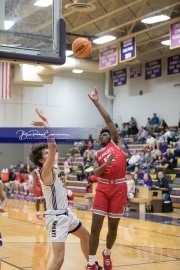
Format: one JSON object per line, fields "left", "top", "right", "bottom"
{"left": 29, "top": 109, "right": 102, "bottom": 270}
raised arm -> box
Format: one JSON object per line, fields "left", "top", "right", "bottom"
{"left": 88, "top": 87, "right": 123, "bottom": 149}
{"left": 31, "top": 109, "right": 57, "bottom": 184}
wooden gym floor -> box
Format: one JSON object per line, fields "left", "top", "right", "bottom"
{"left": 0, "top": 198, "right": 180, "bottom": 270}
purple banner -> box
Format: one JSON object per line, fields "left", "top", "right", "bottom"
{"left": 99, "top": 44, "right": 118, "bottom": 69}
{"left": 145, "top": 59, "right": 162, "bottom": 80}
{"left": 167, "top": 54, "right": 180, "bottom": 75}
{"left": 113, "top": 68, "right": 127, "bottom": 87}
{"left": 0, "top": 127, "right": 92, "bottom": 143}
{"left": 130, "top": 64, "right": 142, "bottom": 78}
{"left": 170, "top": 21, "right": 180, "bottom": 49}
{"left": 120, "top": 37, "right": 136, "bottom": 62}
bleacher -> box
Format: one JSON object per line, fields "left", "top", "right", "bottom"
{"left": 58, "top": 153, "right": 89, "bottom": 196}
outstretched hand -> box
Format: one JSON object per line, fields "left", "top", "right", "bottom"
{"left": 31, "top": 108, "right": 49, "bottom": 127}
{"left": 88, "top": 87, "right": 99, "bottom": 102}
{"left": 35, "top": 109, "right": 48, "bottom": 123}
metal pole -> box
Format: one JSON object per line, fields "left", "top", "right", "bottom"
{"left": 52, "top": 0, "right": 62, "bottom": 52}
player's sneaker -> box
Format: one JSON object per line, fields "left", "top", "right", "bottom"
{"left": 102, "top": 250, "right": 112, "bottom": 270}
{"left": 95, "top": 261, "right": 103, "bottom": 270}
{"left": 85, "top": 263, "right": 98, "bottom": 270}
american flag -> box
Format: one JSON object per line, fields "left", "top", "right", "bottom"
{"left": 0, "top": 61, "right": 12, "bottom": 100}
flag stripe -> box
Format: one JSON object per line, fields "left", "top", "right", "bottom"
{"left": 0, "top": 61, "right": 11, "bottom": 100}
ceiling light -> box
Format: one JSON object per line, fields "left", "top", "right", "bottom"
{"left": 72, "top": 69, "right": 83, "bottom": 74}
{"left": 161, "top": 40, "right": 170, "bottom": 46}
{"left": 141, "top": 15, "right": 170, "bottom": 24}
{"left": 4, "top": 20, "right": 15, "bottom": 30}
{"left": 93, "top": 35, "right": 116, "bottom": 45}
{"left": 66, "top": 50, "right": 74, "bottom": 57}
{"left": 34, "top": 0, "right": 52, "bottom": 7}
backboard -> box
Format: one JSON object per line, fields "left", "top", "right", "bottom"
{"left": 0, "top": 0, "right": 66, "bottom": 65}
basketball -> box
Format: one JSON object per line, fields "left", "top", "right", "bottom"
{"left": 72, "top": 38, "right": 92, "bottom": 58}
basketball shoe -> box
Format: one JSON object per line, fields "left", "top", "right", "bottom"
{"left": 85, "top": 263, "right": 98, "bottom": 270}
{"left": 102, "top": 249, "right": 112, "bottom": 270}
{"left": 95, "top": 261, "right": 103, "bottom": 270}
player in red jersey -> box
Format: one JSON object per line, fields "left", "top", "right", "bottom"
{"left": 85, "top": 87, "right": 127, "bottom": 270}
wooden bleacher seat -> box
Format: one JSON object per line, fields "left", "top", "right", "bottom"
{"left": 129, "top": 197, "right": 147, "bottom": 213}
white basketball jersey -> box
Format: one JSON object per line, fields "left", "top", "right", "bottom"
{"left": 40, "top": 164, "right": 68, "bottom": 215}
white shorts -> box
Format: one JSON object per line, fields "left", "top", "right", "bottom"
{"left": 45, "top": 208, "right": 81, "bottom": 243}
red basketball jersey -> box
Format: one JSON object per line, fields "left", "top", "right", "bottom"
{"left": 95, "top": 140, "right": 126, "bottom": 180}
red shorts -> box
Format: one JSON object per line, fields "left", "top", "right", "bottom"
{"left": 92, "top": 180, "right": 127, "bottom": 218}
{"left": 33, "top": 187, "right": 43, "bottom": 198}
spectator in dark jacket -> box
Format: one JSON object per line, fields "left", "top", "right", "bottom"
{"left": 155, "top": 171, "right": 170, "bottom": 201}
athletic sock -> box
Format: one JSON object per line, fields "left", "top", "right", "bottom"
{"left": 88, "top": 255, "right": 96, "bottom": 265}
{"left": 104, "top": 247, "right": 111, "bottom": 255}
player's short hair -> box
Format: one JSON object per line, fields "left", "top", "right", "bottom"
{"left": 100, "top": 127, "right": 111, "bottom": 135}
{"left": 29, "top": 143, "right": 48, "bottom": 167}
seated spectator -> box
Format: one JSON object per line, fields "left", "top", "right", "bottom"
{"left": 129, "top": 122, "right": 138, "bottom": 135}
{"left": 129, "top": 117, "right": 137, "bottom": 127}
{"left": 164, "top": 148, "right": 177, "bottom": 171}
{"left": 4, "top": 167, "right": 16, "bottom": 196}
{"left": 93, "top": 140, "right": 101, "bottom": 151}
{"left": 155, "top": 132, "right": 165, "bottom": 149}
{"left": 121, "top": 123, "right": 129, "bottom": 138}
{"left": 171, "top": 127, "right": 179, "bottom": 143}
{"left": 155, "top": 156, "right": 173, "bottom": 174}
{"left": 158, "top": 141, "right": 169, "bottom": 154}
{"left": 158, "top": 119, "right": 168, "bottom": 132}
{"left": 67, "top": 148, "right": 78, "bottom": 166}
{"left": 64, "top": 158, "right": 71, "bottom": 181}
{"left": 16, "top": 161, "right": 26, "bottom": 173}
{"left": 155, "top": 171, "right": 171, "bottom": 201}
{"left": 126, "top": 172, "right": 136, "bottom": 199}
{"left": 83, "top": 150, "right": 94, "bottom": 167}
{"left": 77, "top": 150, "right": 95, "bottom": 181}
{"left": 79, "top": 140, "right": 87, "bottom": 157}
{"left": 130, "top": 166, "right": 140, "bottom": 176}
{"left": 143, "top": 173, "right": 153, "bottom": 187}
{"left": 144, "top": 134, "right": 156, "bottom": 151}
{"left": 127, "top": 150, "right": 141, "bottom": 172}
{"left": 138, "top": 167, "right": 147, "bottom": 180}
{"left": 174, "top": 138, "right": 180, "bottom": 157}
{"left": 163, "top": 128, "right": 173, "bottom": 144}
{"left": 138, "top": 150, "right": 147, "bottom": 169}
{"left": 136, "top": 126, "right": 147, "bottom": 144}
{"left": 125, "top": 172, "right": 136, "bottom": 211}
{"left": 133, "top": 173, "right": 144, "bottom": 186}
{"left": 87, "top": 140, "right": 94, "bottom": 151}
{"left": 143, "top": 150, "right": 155, "bottom": 174}
{"left": 86, "top": 134, "right": 94, "bottom": 150}
{"left": 149, "top": 113, "right": 160, "bottom": 132}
